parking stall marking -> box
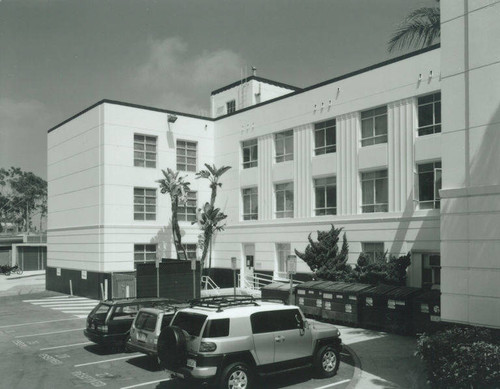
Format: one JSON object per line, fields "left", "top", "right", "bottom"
{"left": 15, "top": 328, "right": 85, "bottom": 338}
{"left": 22, "top": 296, "right": 99, "bottom": 318}
{"left": 0, "top": 317, "right": 83, "bottom": 329}
{"left": 40, "top": 341, "right": 93, "bottom": 351}
{"left": 314, "top": 379, "right": 351, "bottom": 389}
{"left": 72, "top": 371, "right": 107, "bottom": 387}
{"left": 120, "top": 378, "right": 172, "bottom": 389}
{"left": 74, "top": 354, "right": 142, "bottom": 367}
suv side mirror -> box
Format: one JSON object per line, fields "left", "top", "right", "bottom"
{"left": 295, "top": 314, "right": 304, "bottom": 330}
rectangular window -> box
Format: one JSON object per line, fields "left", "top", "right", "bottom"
{"left": 314, "top": 119, "right": 336, "bottom": 155}
{"left": 242, "top": 139, "right": 258, "bottom": 169}
{"left": 134, "top": 134, "right": 157, "bottom": 168}
{"left": 314, "top": 177, "right": 336, "bottom": 215}
{"left": 134, "top": 188, "right": 156, "bottom": 220}
{"left": 275, "top": 130, "right": 294, "bottom": 162}
{"left": 275, "top": 182, "right": 294, "bottom": 218}
{"left": 226, "top": 100, "right": 236, "bottom": 114}
{"left": 176, "top": 140, "right": 197, "bottom": 172}
{"left": 276, "top": 243, "right": 291, "bottom": 279}
{"left": 361, "top": 170, "right": 388, "bottom": 213}
{"left": 361, "top": 242, "right": 385, "bottom": 263}
{"left": 361, "top": 106, "right": 388, "bottom": 147}
{"left": 182, "top": 244, "right": 197, "bottom": 260}
{"left": 242, "top": 187, "right": 258, "bottom": 220}
{"left": 418, "top": 92, "right": 441, "bottom": 136}
{"left": 178, "top": 191, "right": 197, "bottom": 222}
{"left": 134, "top": 244, "right": 157, "bottom": 267}
{"left": 422, "top": 253, "right": 441, "bottom": 289}
{"left": 418, "top": 161, "right": 442, "bottom": 209}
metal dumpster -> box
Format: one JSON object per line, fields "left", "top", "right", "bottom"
{"left": 260, "top": 282, "right": 292, "bottom": 303}
{"left": 413, "top": 289, "right": 441, "bottom": 334}
{"left": 383, "top": 286, "right": 422, "bottom": 334}
{"left": 322, "top": 283, "right": 372, "bottom": 326}
{"left": 295, "top": 280, "right": 333, "bottom": 317}
{"left": 359, "top": 284, "right": 398, "bottom": 330}
{"left": 320, "top": 282, "right": 352, "bottom": 322}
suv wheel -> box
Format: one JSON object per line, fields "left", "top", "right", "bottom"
{"left": 314, "top": 345, "right": 340, "bottom": 378}
{"left": 219, "top": 362, "right": 253, "bottom": 389}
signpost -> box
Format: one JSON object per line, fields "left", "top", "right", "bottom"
{"left": 287, "top": 255, "right": 297, "bottom": 305}
{"left": 191, "top": 257, "right": 197, "bottom": 299}
{"left": 231, "top": 257, "right": 237, "bottom": 296}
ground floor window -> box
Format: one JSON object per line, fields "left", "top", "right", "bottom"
{"left": 422, "top": 253, "right": 441, "bottom": 289}
{"left": 276, "top": 243, "right": 291, "bottom": 279}
{"left": 361, "top": 242, "right": 385, "bottom": 262}
{"left": 134, "top": 244, "right": 156, "bottom": 268}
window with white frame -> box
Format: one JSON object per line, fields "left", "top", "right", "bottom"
{"left": 361, "top": 170, "right": 388, "bottom": 213}
{"left": 134, "top": 244, "right": 157, "bottom": 268}
{"left": 242, "top": 187, "right": 258, "bottom": 220}
{"left": 178, "top": 191, "right": 197, "bottom": 222}
{"left": 276, "top": 243, "right": 291, "bottom": 279}
{"left": 361, "top": 242, "right": 385, "bottom": 263}
{"left": 361, "top": 106, "right": 388, "bottom": 147}
{"left": 176, "top": 140, "right": 197, "bottom": 172}
{"left": 242, "top": 139, "right": 258, "bottom": 169}
{"left": 226, "top": 100, "right": 236, "bottom": 114}
{"left": 134, "top": 134, "right": 157, "bottom": 168}
{"left": 275, "top": 182, "right": 294, "bottom": 218}
{"left": 183, "top": 244, "right": 197, "bottom": 260}
{"left": 417, "top": 161, "right": 442, "bottom": 209}
{"left": 314, "top": 177, "right": 336, "bottom": 215}
{"left": 314, "top": 119, "right": 336, "bottom": 155}
{"left": 275, "top": 130, "right": 294, "bottom": 162}
{"left": 422, "top": 253, "right": 441, "bottom": 289}
{"left": 418, "top": 92, "right": 441, "bottom": 136}
{"left": 134, "top": 188, "right": 156, "bottom": 220}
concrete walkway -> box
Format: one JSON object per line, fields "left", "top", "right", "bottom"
{"left": 338, "top": 325, "right": 429, "bottom": 389}
{"left": 0, "top": 270, "right": 46, "bottom": 296}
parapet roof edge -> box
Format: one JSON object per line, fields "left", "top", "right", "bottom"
{"left": 47, "top": 99, "right": 214, "bottom": 134}
{"left": 210, "top": 75, "right": 301, "bottom": 96}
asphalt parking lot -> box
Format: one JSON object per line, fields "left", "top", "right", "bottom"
{"left": 0, "top": 291, "right": 355, "bottom": 389}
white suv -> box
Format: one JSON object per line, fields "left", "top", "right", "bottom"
{"left": 157, "top": 296, "right": 342, "bottom": 389}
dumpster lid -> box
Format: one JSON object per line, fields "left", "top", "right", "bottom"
{"left": 385, "top": 286, "right": 422, "bottom": 299}
{"left": 361, "top": 284, "right": 399, "bottom": 296}
{"left": 297, "top": 280, "right": 332, "bottom": 290}
{"left": 261, "top": 282, "right": 289, "bottom": 291}
{"left": 321, "top": 282, "right": 352, "bottom": 293}
{"left": 341, "top": 283, "right": 372, "bottom": 294}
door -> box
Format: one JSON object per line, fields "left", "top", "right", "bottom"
{"left": 250, "top": 311, "right": 275, "bottom": 366}
{"left": 242, "top": 244, "right": 255, "bottom": 288}
{"left": 272, "top": 309, "right": 313, "bottom": 363}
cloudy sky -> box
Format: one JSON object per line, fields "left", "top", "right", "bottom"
{"left": 0, "top": 0, "right": 435, "bottom": 180}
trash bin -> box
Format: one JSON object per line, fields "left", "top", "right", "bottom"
{"left": 320, "top": 282, "right": 352, "bottom": 323}
{"left": 295, "top": 280, "right": 332, "bottom": 317}
{"left": 413, "top": 289, "right": 441, "bottom": 334}
{"left": 359, "top": 284, "right": 398, "bottom": 330}
{"left": 261, "top": 282, "right": 292, "bottom": 303}
{"left": 329, "top": 283, "right": 372, "bottom": 326}
{"left": 384, "top": 286, "right": 422, "bottom": 334}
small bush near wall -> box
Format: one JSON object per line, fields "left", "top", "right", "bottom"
{"left": 416, "top": 326, "right": 500, "bottom": 388}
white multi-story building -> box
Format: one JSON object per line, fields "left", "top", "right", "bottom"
{"left": 47, "top": 0, "right": 500, "bottom": 329}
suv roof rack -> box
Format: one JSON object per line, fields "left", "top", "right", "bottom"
{"left": 189, "top": 295, "right": 286, "bottom": 312}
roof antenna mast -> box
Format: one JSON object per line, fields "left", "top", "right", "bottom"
{"left": 252, "top": 66, "right": 257, "bottom": 77}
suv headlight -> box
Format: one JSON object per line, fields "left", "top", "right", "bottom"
{"left": 200, "top": 342, "right": 217, "bottom": 352}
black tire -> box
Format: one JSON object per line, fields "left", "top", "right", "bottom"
{"left": 16, "top": 268, "right": 23, "bottom": 275}
{"left": 157, "top": 326, "right": 187, "bottom": 370}
{"left": 314, "top": 345, "right": 340, "bottom": 378}
{"left": 218, "top": 362, "right": 254, "bottom": 389}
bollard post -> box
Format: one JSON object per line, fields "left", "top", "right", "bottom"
{"left": 125, "top": 285, "right": 130, "bottom": 298}
{"left": 69, "top": 279, "right": 73, "bottom": 296}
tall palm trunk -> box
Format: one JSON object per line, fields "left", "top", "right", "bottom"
{"left": 171, "top": 198, "right": 188, "bottom": 260}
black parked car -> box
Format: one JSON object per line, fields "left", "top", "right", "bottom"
{"left": 84, "top": 297, "right": 182, "bottom": 349}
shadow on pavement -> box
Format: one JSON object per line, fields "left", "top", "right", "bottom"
{"left": 126, "top": 355, "right": 163, "bottom": 372}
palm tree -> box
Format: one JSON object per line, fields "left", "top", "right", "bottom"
{"left": 157, "top": 168, "right": 191, "bottom": 261}
{"left": 195, "top": 164, "right": 231, "bottom": 207}
{"left": 388, "top": 1, "right": 440, "bottom": 53}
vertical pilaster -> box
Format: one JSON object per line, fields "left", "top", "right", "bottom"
{"left": 293, "top": 124, "right": 313, "bottom": 218}
{"left": 337, "top": 112, "right": 359, "bottom": 215}
{"left": 258, "top": 134, "right": 273, "bottom": 220}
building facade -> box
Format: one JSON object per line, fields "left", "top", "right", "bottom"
{"left": 47, "top": 0, "right": 500, "bottom": 328}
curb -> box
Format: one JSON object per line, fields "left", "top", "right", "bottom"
{"left": 344, "top": 345, "right": 362, "bottom": 389}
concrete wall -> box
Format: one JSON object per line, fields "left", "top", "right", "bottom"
{"left": 440, "top": 0, "right": 500, "bottom": 328}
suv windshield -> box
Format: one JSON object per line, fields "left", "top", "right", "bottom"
{"left": 171, "top": 312, "right": 207, "bottom": 336}
{"left": 135, "top": 312, "right": 157, "bottom": 331}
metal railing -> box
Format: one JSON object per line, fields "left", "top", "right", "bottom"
{"left": 238, "top": 272, "right": 276, "bottom": 290}
{"left": 201, "top": 275, "right": 220, "bottom": 295}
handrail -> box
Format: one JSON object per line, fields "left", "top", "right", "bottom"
{"left": 201, "top": 275, "right": 220, "bottom": 292}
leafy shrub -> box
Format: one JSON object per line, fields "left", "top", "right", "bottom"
{"left": 354, "top": 252, "right": 411, "bottom": 286}
{"left": 416, "top": 326, "right": 500, "bottom": 388}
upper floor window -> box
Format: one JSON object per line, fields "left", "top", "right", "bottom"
{"left": 418, "top": 92, "right": 441, "bottom": 136}
{"left": 361, "top": 106, "right": 388, "bottom": 147}
{"left": 134, "top": 134, "right": 157, "bottom": 168}
{"left": 276, "top": 243, "right": 291, "bottom": 279}
{"left": 182, "top": 244, "right": 198, "bottom": 260}
{"left": 361, "top": 242, "right": 385, "bottom": 263}
{"left": 176, "top": 140, "right": 197, "bottom": 172}
{"left": 314, "top": 177, "right": 336, "bottom": 215}
{"left": 361, "top": 170, "right": 388, "bottom": 213}
{"left": 314, "top": 119, "right": 336, "bottom": 155}
{"left": 134, "top": 244, "right": 156, "bottom": 268}
{"left": 242, "top": 139, "right": 258, "bottom": 169}
{"left": 242, "top": 187, "right": 258, "bottom": 220}
{"left": 134, "top": 188, "right": 156, "bottom": 220}
{"left": 275, "top": 130, "right": 294, "bottom": 162}
{"left": 226, "top": 100, "right": 236, "bottom": 114}
{"left": 417, "top": 161, "right": 442, "bottom": 209}
{"left": 275, "top": 182, "right": 294, "bottom": 218}
{"left": 178, "top": 191, "right": 197, "bottom": 222}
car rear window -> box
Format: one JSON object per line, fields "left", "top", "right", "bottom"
{"left": 161, "top": 313, "right": 174, "bottom": 329}
{"left": 171, "top": 312, "right": 207, "bottom": 336}
{"left": 90, "top": 303, "right": 111, "bottom": 319}
{"left": 111, "top": 305, "right": 139, "bottom": 320}
{"left": 135, "top": 312, "right": 157, "bottom": 331}
{"left": 202, "top": 319, "right": 230, "bottom": 338}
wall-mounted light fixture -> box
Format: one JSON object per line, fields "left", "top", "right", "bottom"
{"left": 429, "top": 70, "right": 433, "bottom": 78}
{"left": 418, "top": 73, "right": 423, "bottom": 81}
{"left": 167, "top": 114, "right": 178, "bottom": 123}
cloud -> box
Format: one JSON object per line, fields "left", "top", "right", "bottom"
{"left": 134, "top": 37, "right": 244, "bottom": 114}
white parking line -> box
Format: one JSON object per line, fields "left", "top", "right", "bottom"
{"left": 74, "top": 354, "right": 142, "bottom": 367}
{"left": 0, "top": 318, "right": 83, "bottom": 329}
{"left": 15, "top": 328, "right": 85, "bottom": 338}
{"left": 23, "top": 298, "right": 94, "bottom": 303}
{"left": 40, "top": 342, "right": 92, "bottom": 351}
{"left": 120, "top": 378, "right": 172, "bottom": 389}
{"left": 314, "top": 379, "right": 351, "bottom": 389}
